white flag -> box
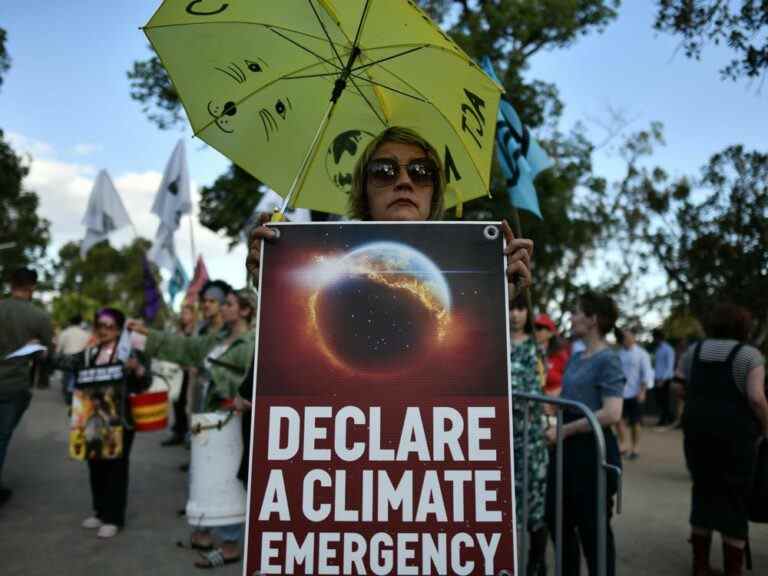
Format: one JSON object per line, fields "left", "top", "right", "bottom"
{"left": 80, "top": 170, "right": 132, "bottom": 258}
{"left": 255, "top": 189, "right": 311, "bottom": 222}
{"left": 148, "top": 223, "right": 178, "bottom": 271}
{"left": 149, "top": 140, "right": 192, "bottom": 271}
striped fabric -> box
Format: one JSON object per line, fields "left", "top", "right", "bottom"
{"left": 681, "top": 339, "right": 764, "bottom": 394}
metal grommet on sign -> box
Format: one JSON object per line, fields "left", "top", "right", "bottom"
{"left": 270, "top": 227, "right": 281, "bottom": 240}
{"left": 483, "top": 224, "right": 500, "bottom": 241}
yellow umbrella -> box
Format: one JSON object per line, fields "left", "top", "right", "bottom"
{"left": 144, "top": 0, "right": 503, "bottom": 216}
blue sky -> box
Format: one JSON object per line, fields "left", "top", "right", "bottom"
{"left": 1, "top": 1, "right": 765, "bottom": 307}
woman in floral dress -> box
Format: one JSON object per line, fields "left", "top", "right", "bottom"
{"left": 509, "top": 291, "right": 549, "bottom": 576}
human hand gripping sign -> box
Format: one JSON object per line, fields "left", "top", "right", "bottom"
{"left": 246, "top": 212, "right": 279, "bottom": 286}
{"left": 501, "top": 219, "right": 533, "bottom": 299}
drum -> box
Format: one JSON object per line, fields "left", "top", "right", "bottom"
{"left": 186, "top": 411, "right": 246, "bottom": 527}
{"left": 129, "top": 390, "right": 169, "bottom": 432}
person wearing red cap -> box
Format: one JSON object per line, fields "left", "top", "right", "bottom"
{"left": 534, "top": 313, "right": 571, "bottom": 397}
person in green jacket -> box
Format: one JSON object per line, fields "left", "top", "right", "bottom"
{"left": 128, "top": 284, "right": 255, "bottom": 413}
{"left": 126, "top": 285, "right": 256, "bottom": 567}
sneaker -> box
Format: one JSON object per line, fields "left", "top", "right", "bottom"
{"left": 97, "top": 524, "right": 119, "bottom": 538}
{"left": 82, "top": 516, "right": 103, "bottom": 529}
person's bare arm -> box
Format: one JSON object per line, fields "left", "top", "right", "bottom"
{"left": 546, "top": 396, "right": 623, "bottom": 443}
{"left": 746, "top": 364, "right": 768, "bottom": 438}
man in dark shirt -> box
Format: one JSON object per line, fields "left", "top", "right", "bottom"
{"left": 0, "top": 268, "right": 53, "bottom": 506}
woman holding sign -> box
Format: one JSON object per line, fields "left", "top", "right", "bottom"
{"left": 56, "top": 307, "right": 150, "bottom": 539}
{"left": 246, "top": 127, "right": 533, "bottom": 290}
{"left": 509, "top": 293, "right": 549, "bottom": 576}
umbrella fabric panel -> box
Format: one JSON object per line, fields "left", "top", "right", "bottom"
{"left": 331, "top": 0, "right": 462, "bottom": 57}
{"left": 146, "top": 23, "right": 344, "bottom": 135}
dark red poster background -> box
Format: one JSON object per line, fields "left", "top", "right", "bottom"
{"left": 244, "top": 223, "right": 516, "bottom": 576}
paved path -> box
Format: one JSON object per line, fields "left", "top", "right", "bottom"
{"left": 1, "top": 386, "right": 766, "bottom": 575}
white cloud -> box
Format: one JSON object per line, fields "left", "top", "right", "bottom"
{"left": 72, "top": 143, "right": 102, "bottom": 156}
{"left": 7, "top": 131, "right": 55, "bottom": 159}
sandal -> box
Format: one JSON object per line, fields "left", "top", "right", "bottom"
{"left": 176, "top": 536, "right": 213, "bottom": 551}
{"left": 194, "top": 548, "right": 240, "bottom": 569}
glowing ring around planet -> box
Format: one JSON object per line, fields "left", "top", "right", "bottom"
{"left": 308, "top": 242, "right": 452, "bottom": 376}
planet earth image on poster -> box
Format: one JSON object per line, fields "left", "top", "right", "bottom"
{"left": 309, "top": 242, "right": 451, "bottom": 375}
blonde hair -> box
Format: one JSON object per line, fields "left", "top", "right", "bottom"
{"left": 348, "top": 127, "right": 445, "bottom": 221}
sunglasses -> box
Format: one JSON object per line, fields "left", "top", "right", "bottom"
{"left": 366, "top": 157, "right": 436, "bottom": 188}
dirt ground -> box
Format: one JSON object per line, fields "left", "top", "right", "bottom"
{"left": 1, "top": 386, "right": 766, "bottom": 575}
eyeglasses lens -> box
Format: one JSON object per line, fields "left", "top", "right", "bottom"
{"left": 367, "top": 159, "right": 435, "bottom": 187}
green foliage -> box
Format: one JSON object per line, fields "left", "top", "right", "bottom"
{"left": 0, "top": 129, "right": 51, "bottom": 287}
{"left": 52, "top": 238, "right": 169, "bottom": 327}
{"left": 199, "top": 164, "right": 266, "bottom": 249}
{"left": 617, "top": 141, "right": 768, "bottom": 344}
{"left": 654, "top": 1, "right": 768, "bottom": 80}
{"left": 661, "top": 310, "right": 705, "bottom": 341}
{"left": 127, "top": 52, "right": 185, "bottom": 130}
{"left": 0, "top": 28, "right": 10, "bottom": 90}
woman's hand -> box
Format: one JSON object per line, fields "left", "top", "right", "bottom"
{"left": 233, "top": 394, "right": 252, "bottom": 413}
{"left": 125, "top": 319, "right": 149, "bottom": 336}
{"left": 545, "top": 426, "right": 558, "bottom": 446}
{"left": 501, "top": 220, "right": 533, "bottom": 298}
{"left": 246, "top": 212, "right": 279, "bottom": 283}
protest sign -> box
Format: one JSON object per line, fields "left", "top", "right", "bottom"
{"left": 245, "top": 222, "right": 516, "bottom": 576}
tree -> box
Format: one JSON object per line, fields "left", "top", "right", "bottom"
{"left": 0, "top": 29, "right": 51, "bottom": 289}
{"left": 128, "top": 1, "right": 626, "bottom": 316}
{"left": 0, "top": 28, "right": 10, "bottom": 90}
{"left": 616, "top": 141, "right": 768, "bottom": 345}
{"left": 199, "top": 164, "right": 265, "bottom": 249}
{"left": 0, "top": 130, "right": 51, "bottom": 283}
{"left": 654, "top": 1, "right": 768, "bottom": 80}
{"left": 51, "top": 238, "right": 168, "bottom": 327}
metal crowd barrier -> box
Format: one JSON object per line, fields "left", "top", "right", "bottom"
{"left": 512, "top": 392, "right": 623, "bottom": 576}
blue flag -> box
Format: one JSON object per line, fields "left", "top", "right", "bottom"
{"left": 481, "top": 57, "right": 553, "bottom": 219}
{"left": 168, "top": 255, "right": 189, "bottom": 304}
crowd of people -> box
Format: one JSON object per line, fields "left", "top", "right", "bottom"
{"left": 1, "top": 126, "right": 766, "bottom": 576}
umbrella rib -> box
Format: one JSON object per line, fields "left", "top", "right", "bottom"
{"left": 348, "top": 72, "right": 427, "bottom": 102}
{"left": 348, "top": 77, "right": 388, "bottom": 127}
{"left": 351, "top": 0, "right": 374, "bottom": 49}
{"left": 283, "top": 71, "right": 342, "bottom": 80}
{"left": 269, "top": 28, "right": 344, "bottom": 72}
{"left": 307, "top": 0, "right": 345, "bottom": 67}
{"left": 352, "top": 45, "right": 426, "bottom": 72}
